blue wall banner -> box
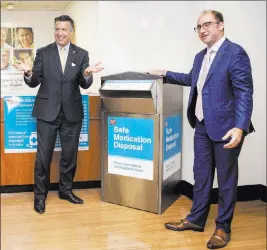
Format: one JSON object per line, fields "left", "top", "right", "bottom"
{"left": 163, "top": 114, "right": 182, "bottom": 180}
{"left": 4, "top": 95, "right": 89, "bottom": 153}
{"left": 108, "top": 116, "right": 154, "bottom": 180}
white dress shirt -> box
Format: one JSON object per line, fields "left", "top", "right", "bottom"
{"left": 197, "top": 36, "right": 226, "bottom": 89}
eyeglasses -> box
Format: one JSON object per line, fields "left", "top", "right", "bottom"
{"left": 194, "top": 22, "right": 219, "bottom": 32}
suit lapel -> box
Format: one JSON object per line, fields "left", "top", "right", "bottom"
{"left": 203, "top": 39, "right": 229, "bottom": 87}
{"left": 51, "top": 42, "right": 63, "bottom": 77}
{"left": 63, "top": 43, "right": 76, "bottom": 78}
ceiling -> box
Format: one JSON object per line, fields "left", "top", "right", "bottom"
{"left": 1, "top": 1, "right": 71, "bottom": 11}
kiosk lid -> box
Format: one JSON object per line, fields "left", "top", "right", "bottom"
{"left": 101, "top": 71, "right": 162, "bottom": 82}
{"left": 101, "top": 80, "right": 155, "bottom": 91}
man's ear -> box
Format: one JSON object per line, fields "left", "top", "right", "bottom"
{"left": 71, "top": 31, "right": 75, "bottom": 44}
{"left": 219, "top": 21, "right": 224, "bottom": 31}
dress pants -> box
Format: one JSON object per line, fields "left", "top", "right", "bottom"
{"left": 34, "top": 107, "right": 82, "bottom": 201}
{"left": 186, "top": 119, "right": 244, "bottom": 233}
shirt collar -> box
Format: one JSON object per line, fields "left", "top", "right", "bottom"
{"left": 56, "top": 42, "right": 71, "bottom": 53}
{"left": 207, "top": 36, "right": 226, "bottom": 54}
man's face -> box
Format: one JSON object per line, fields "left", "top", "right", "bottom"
{"left": 54, "top": 21, "right": 72, "bottom": 47}
{"left": 1, "top": 50, "right": 10, "bottom": 69}
{"left": 18, "top": 52, "right": 32, "bottom": 66}
{"left": 197, "top": 13, "right": 224, "bottom": 47}
{"left": 17, "top": 28, "right": 33, "bottom": 48}
{"left": 1, "top": 29, "right": 8, "bottom": 48}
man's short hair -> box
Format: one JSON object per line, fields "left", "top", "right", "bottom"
{"left": 54, "top": 15, "right": 75, "bottom": 31}
{"left": 201, "top": 10, "right": 224, "bottom": 23}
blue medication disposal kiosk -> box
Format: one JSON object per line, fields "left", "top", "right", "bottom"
{"left": 99, "top": 72, "right": 183, "bottom": 214}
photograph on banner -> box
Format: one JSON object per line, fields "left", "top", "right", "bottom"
{"left": 1, "top": 25, "right": 38, "bottom": 97}
{"left": 4, "top": 95, "right": 89, "bottom": 153}
{"left": 13, "top": 49, "right": 34, "bottom": 67}
{"left": 15, "top": 27, "right": 34, "bottom": 49}
{"left": 1, "top": 27, "right": 13, "bottom": 49}
{"left": 1, "top": 49, "right": 14, "bottom": 72}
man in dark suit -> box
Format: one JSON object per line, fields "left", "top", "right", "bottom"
{"left": 13, "top": 15, "right": 103, "bottom": 214}
{"left": 149, "top": 10, "right": 254, "bottom": 249}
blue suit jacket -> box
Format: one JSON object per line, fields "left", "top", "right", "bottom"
{"left": 166, "top": 38, "right": 254, "bottom": 141}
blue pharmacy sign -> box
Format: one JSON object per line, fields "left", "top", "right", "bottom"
{"left": 4, "top": 95, "right": 89, "bottom": 153}
{"left": 108, "top": 116, "right": 154, "bottom": 180}
{"left": 163, "top": 114, "right": 182, "bottom": 180}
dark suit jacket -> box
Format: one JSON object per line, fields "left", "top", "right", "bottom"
{"left": 166, "top": 39, "right": 254, "bottom": 141}
{"left": 24, "top": 42, "right": 93, "bottom": 123}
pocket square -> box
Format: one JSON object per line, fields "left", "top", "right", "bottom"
{"left": 72, "top": 63, "right": 76, "bottom": 67}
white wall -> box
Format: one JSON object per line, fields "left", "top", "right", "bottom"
{"left": 66, "top": 0, "right": 205, "bottom": 185}
{"left": 1, "top": 10, "right": 62, "bottom": 53}
{"left": 96, "top": 1, "right": 206, "bottom": 188}
{"left": 64, "top": 1, "right": 100, "bottom": 95}
{"left": 67, "top": 1, "right": 266, "bottom": 187}
{"left": 3, "top": 2, "right": 265, "bottom": 187}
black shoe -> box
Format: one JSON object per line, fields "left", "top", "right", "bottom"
{"left": 59, "top": 192, "right": 84, "bottom": 204}
{"left": 34, "top": 199, "right": 45, "bottom": 214}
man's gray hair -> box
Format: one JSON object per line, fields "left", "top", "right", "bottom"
{"left": 54, "top": 15, "right": 75, "bottom": 31}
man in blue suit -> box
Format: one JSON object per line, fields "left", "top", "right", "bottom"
{"left": 149, "top": 10, "right": 254, "bottom": 249}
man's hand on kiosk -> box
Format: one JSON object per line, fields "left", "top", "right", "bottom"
{"left": 147, "top": 70, "right": 167, "bottom": 76}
